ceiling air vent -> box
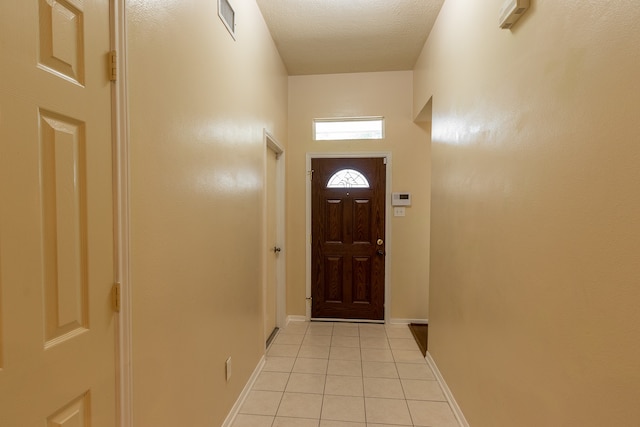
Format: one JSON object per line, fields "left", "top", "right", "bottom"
{"left": 218, "top": 0, "right": 236, "bottom": 39}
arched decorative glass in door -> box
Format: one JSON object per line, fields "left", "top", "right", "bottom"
{"left": 326, "top": 169, "right": 370, "bottom": 188}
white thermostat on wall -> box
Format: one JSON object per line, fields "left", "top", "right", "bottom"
{"left": 392, "top": 192, "right": 411, "bottom": 206}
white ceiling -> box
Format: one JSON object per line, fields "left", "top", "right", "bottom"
{"left": 255, "top": 0, "right": 445, "bottom": 76}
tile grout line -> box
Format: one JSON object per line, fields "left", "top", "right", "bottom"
{"left": 317, "top": 328, "right": 327, "bottom": 424}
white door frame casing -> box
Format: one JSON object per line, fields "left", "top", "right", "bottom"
{"left": 305, "top": 152, "right": 393, "bottom": 323}
{"left": 264, "top": 131, "right": 287, "bottom": 335}
{"left": 111, "top": 0, "right": 133, "bottom": 425}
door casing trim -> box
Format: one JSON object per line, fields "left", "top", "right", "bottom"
{"left": 305, "top": 152, "right": 392, "bottom": 323}
{"left": 111, "top": 0, "right": 132, "bottom": 425}
{"left": 263, "top": 130, "right": 286, "bottom": 341}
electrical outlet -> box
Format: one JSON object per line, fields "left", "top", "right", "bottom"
{"left": 394, "top": 207, "right": 406, "bottom": 217}
{"left": 225, "top": 357, "right": 232, "bottom": 381}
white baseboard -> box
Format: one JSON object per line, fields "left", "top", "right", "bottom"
{"left": 388, "top": 318, "right": 429, "bottom": 325}
{"left": 221, "top": 356, "right": 265, "bottom": 427}
{"left": 286, "top": 315, "right": 307, "bottom": 324}
{"left": 425, "top": 351, "right": 470, "bottom": 427}
{"left": 286, "top": 316, "right": 429, "bottom": 325}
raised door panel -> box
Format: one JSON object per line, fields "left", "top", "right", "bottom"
{"left": 324, "top": 199, "right": 344, "bottom": 243}
{"left": 40, "top": 111, "right": 89, "bottom": 347}
{"left": 47, "top": 392, "right": 90, "bottom": 427}
{"left": 352, "top": 199, "right": 372, "bottom": 244}
{"left": 324, "top": 256, "right": 344, "bottom": 303}
{"left": 38, "top": 0, "right": 85, "bottom": 85}
{"left": 352, "top": 257, "right": 372, "bottom": 304}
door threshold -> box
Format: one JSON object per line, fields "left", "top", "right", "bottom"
{"left": 310, "top": 318, "right": 384, "bottom": 324}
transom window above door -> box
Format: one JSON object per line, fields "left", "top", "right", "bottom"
{"left": 314, "top": 117, "right": 384, "bottom": 141}
{"left": 326, "top": 169, "right": 370, "bottom": 188}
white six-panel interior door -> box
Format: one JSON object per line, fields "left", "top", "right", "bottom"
{"left": 0, "top": 0, "right": 118, "bottom": 425}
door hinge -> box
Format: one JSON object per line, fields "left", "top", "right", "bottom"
{"left": 307, "top": 169, "right": 314, "bottom": 180}
{"left": 108, "top": 50, "right": 117, "bottom": 82}
{"left": 112, "top": 282, "right": 121, "bottom": 313}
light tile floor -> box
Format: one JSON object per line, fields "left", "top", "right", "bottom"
{"left": 232, "top": 321, "right": 461, "bottom": 427}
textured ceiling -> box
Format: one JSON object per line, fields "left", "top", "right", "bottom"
{"left": 256, "top": 0, "right": 445, "bottom": 75}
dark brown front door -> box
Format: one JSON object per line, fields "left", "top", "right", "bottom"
{"left": 311, "top": 157, "right": 386, "bottom": 320}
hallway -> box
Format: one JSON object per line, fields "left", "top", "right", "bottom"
{"left": 1, "top": 0, "right": 638, "bottom": 425}
{"left": 232, "top": 321, "right": 460, "bottom": 427}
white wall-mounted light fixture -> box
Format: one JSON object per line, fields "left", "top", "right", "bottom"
{"left": 499, "top": 0, "right": 530, "bottom": 29}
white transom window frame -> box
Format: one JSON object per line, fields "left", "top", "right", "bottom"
{"left": 313, "top": 116, "right": 385, "bottom": 141}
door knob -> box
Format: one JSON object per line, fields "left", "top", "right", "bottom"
{"left": 376, "top": 239, "right": 384, "bottom": 246}
{"left": 273, "top": 246, "right": 282, "bottom": 253}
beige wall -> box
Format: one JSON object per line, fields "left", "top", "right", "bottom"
{"left": 126, "top": 0, "right": 287, "bottom": 425}
{"left": 414, "top": 0, "right": 640, "bottom": 426}
{"left": 287, "top": 71, "right": 430, "bottom": 321}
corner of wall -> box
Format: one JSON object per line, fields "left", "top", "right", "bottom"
{"left": 414, "top": 96, "right": 433, "bottom": 123}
